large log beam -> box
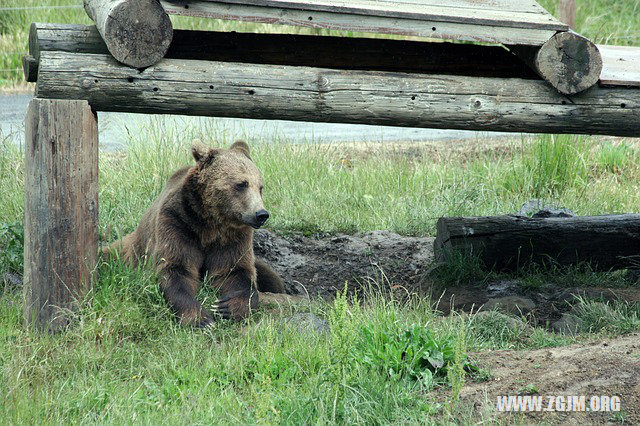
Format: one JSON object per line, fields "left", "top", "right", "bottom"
{"left": 508, "top": 31, "right": 602, "bottom": 95}
{"left": 83, "top": 0, "right": 173, "bottom": 68}
{"left": 24, "top": 23, "right": 537, "bottom": 83}
{"left": 434, "top": 214, "right": 640, "bottom": 271}
{"left": 35, "top": 51, "right": 639, "bottom": 136}
{"left": 24, "top": 99, "right": 98, "bottom": 332}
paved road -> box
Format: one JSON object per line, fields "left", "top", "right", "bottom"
{"left": 1, "top": 94, "right": 509, "bottom": 150}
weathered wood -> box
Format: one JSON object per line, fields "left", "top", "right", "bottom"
{"left": 25, "top": 23, "right": 537, "bottom": 82}
{"left": 22, "top": 55, "right": 37, "bottom": 83}
{"left": 186, "top": 0, "right": 566, "bottom": 29}
{"left": 435, "top": 214, "right": 640, "bottom": 271}
{"left": 35, "top": 51, "right": 640, "bottom": 136}
{"left": 598, "top": 45, "right": 640, "bottom": 87}
{"left": 558, "top": 0, "right": 576, "bottom": 28}
{"left": 83, "top": 0, "right": 173, "bottom": 68}
{"left": 508, "top": 31, "right": 602, "bottom": 95}
{"left": 23, "top": 99, "right": 98, "bottom": 332}
{"left": 160, "top": 0, "right": 558, "bottom": 46}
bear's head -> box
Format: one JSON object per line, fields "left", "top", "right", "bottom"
{"left": 190, "top": 140, "right": 269, "bottom": 229}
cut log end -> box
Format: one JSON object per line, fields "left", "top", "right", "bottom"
{"left": 536, "top": 31, "right": 603, "bottom": 95}
{"left": 84, "top": 0, "right": 173, "bottom": 68}
{"left": 22, "top": 55, "right": 38, "bottom": 82}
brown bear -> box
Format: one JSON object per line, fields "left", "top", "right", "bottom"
{"left": 104, "top": 140, "right": 285, "bottom": 327}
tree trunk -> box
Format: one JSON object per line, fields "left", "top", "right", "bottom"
{"left": 35, "top": 51, "right": 640, "bottom": 137}
{"left": 83, "top": 0, "right": 173, "bottom": 68}
{"left": 23, "top": 99, "right": 99, "bottom": 332}
{"left": 434, "top": 214, "right": 640, "bottom": 271}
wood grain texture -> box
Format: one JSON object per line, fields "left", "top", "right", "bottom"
{"left": 434, "top": 214, "right": 640, "bottom": 271}
{"left": 508, "top": 31, "right": 602, "bottom": 95}
{"left": 26, "top": 23, "right": 538, "bottom": 81}
{"left": 83, "top": 0, "right": 173, "bottom": 67}
{"left": 160, "top": 0, "right": 558, "bottom": 45}
{"left": 35, "top": 52, "right": 640, "bottom": 136}
{"left": 23, "top": 99, "right": 98, "bottom": 332}
{"left": 558, "top": 0, "right": 576, "bottom": 28}
{"left": 598, "top": 45, "right": 640, "bottom": 87}
{"left": 191, "top": 0, "right": 567, "bottom": 28}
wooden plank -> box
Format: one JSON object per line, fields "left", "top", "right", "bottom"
{"left": 189, "top": 0, "right": 567, "bottom": 29}
{"left": 161, "top": 1, "right": 558, "bottom": 45}
{"left": 598, "top": 45, "right": 640, "bottom": 87}
{"left": 435, "top": 214, "right": 640, "bottom": 271}
{"left": 23, "top": 98, "right": 98, "bottom": 332}
{"left": 35, "top": 52, "right": 640, "bottom": 136}
{"left": 26, "top": 23, "right": 538, "bottom": 83}
{"left": 83, "top": 0, "right": 173, "bottom": 67}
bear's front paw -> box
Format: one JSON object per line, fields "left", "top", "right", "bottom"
{"left": 213, "top": 297, "right": 233, "bottom": 320}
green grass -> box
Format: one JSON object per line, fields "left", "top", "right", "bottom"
{"left": 2, "top": 120, "right": 640, "bottom": 421}
{"left": 1, "top": 0, "right": 639, "bottom": 87}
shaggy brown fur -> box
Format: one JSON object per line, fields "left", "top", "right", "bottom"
{"left": 104, "top": 141, "right": 285, "bottom": 327}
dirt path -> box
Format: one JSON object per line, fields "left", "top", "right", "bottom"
{"left": 460, "top": 333, "right": 640, "bottom": 424}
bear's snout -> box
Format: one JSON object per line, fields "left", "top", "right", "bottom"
{"left": 255, "top": 209, "right": 270, "bottom": 227}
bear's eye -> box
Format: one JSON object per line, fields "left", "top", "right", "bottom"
{"left": 236, "top": 181, "right": 249, "bottom": 191}
{"left": 259, "top": 185, "right": 263, "bottom": 194}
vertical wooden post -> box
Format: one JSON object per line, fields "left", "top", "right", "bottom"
{"left": 23, "top": 99, "right": 98, "bottom": 332}
{"left": 558, "top": 0, "right": 577, "bottom": 29}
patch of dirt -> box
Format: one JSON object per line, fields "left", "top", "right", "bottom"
{"left": 459, "top": 333, "right": 640, "bottom": 424}
{"left": 254, "top": 229, "right": 433, "bottom": 298}
{"left": 254, "top": 230, "right": 640, "bottom": 329}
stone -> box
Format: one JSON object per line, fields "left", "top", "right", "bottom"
{"left": 552, "top": 313, "right": 584, "bottom": 334}
{"left": 484, "top": 296, "right": 536, "bottom": 316}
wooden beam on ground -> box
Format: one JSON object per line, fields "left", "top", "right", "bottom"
{"left": 508, "top": 31, "right": 602, "bottom": 95}
{"left": 23, "top": 99, "right": 98, "bottom": 332}
{"left": 434, "top": 214, "right": 640, "bottom": 271}
{"left": 160, "top": 0, "right": 561, "bottom": 46}
{"left": 83, "top": 0, "right": 173, "bottom": 68}
{"left": 24, "top": 23, "right": 538, "bottom": 83}
{"left": 35, "top": 51, "right": 640, "bottom": 137}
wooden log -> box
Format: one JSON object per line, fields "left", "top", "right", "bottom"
{"left": 22, "top": 55, "right": 38, "bottom": 83}
{"left": 25, "top": 23, "right": 537, "bottom": 83}
{"left": 83, "top": 0, "right": 173, "bottom": 68}
{"left": 23, "top": 99, "right": 98, "bottom": 332}
{"left": 508, "top": 31, "right": 602, "bottom": 95}
{"left": 558, "top": 0, "right": 577, "bottom": 29}
{"left": 434, "top": 214, "right": 640, "bottom": 271}
{"left": 35, "top": 51, "right": 640, "bottom": 137}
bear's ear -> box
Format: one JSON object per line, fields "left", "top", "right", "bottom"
{"left": 230, "top": 140, "right": 251, "bottom": 159}
{"left": 192, "top": 139, "right": 212, "bottom": 163}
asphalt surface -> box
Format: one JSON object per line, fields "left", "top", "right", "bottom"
{"left": 1, "top": 93, "right": 509, "bottom": 150}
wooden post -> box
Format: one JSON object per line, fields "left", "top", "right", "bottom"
{"left": 558, "top": 0, "right": 577, "bottom": 29}
{"left": 83, "top": 0, "right": 173, "bottom": 68}
{"left": 23, "top": 99, "right": 98, "bottom": 332}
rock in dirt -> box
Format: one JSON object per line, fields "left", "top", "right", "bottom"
{"left": 484, "top": 296, "right": 536, "bottom": 316}
{"left": 518, "top": 199, "right": 575, "bottom": 218}
{"left": 552, "top": 313, "right": 584, "bottom": 334}
{"left": 254, "top": 230, "right": 434, "bottom": 298}
{"left": 285, "top": 312, "right": 330, "bottom": 335}
{"left": 473, "top": 311, "right": 532, "bottom": 333}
